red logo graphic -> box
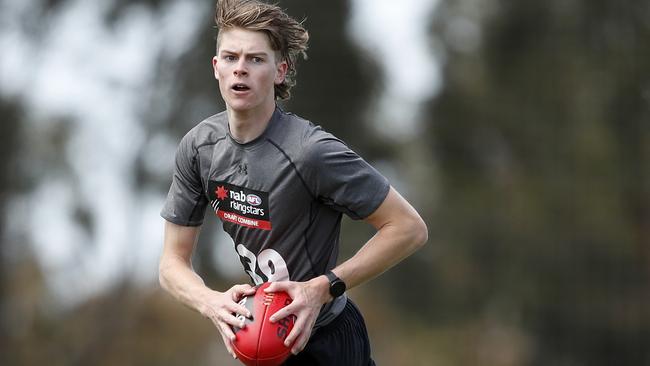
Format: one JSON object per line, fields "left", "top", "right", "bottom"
{"left": 216, "top": 185, "right": 229, "bottom": 200}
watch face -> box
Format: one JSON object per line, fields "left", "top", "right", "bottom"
{"left": 330, "top": 280, "right": 346, "bottom": 297}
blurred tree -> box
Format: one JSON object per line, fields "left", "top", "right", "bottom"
{"left": 281, "top": 0, "right": 383, "bottom": 154}
{"left": 14, "top": 0, "right": 641, "bottom": 364}
{"left": 1, "top": 0, "right": 387, "bottom": 365}
{"left": 427, "top": 0, "right": 650, "bottom": 364}
{"left": 0, "top": 98, "right": 24, "bottom": 366}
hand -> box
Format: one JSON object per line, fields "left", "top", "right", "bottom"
{"left": 264, "top": 277, "right": 330, "bottom": 355}
{"left": 200, "top": 284, "right": 257, "bottom": 359}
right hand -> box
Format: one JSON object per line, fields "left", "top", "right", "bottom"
{"left": 200, "top": 284, "right": 256, "bottom": 359}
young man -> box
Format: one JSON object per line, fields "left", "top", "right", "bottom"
{"left": 158, "top": 0, "right": 428, "bottom": 364}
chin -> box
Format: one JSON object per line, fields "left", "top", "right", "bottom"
{"left": 222, "top": 95, "right": 250, "bottom": 109}
{"left": 227, "top": 97, "right": 275, "bottom": 114}
{"left": 228, "top": 101, "right": 256, "bottom": 113}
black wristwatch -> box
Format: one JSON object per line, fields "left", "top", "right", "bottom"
{"left": 325, "top": 270, "right": 346, "bottom": 298}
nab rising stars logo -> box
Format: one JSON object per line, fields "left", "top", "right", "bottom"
{"left": 209, "top": 181, "right": 271, "bottom": 230}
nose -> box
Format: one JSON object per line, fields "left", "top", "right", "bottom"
{"left": 233, "top": 59, "right": 248, "bottom": 77}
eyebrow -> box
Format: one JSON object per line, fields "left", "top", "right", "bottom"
{"left": 219, "top": 49, "right": 271, "bottom": 57}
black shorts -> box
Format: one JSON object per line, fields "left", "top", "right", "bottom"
{"left": 283, "top": 300, "right": 376, "bottom": 366}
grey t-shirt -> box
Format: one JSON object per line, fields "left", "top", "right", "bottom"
{"left": 161, "top": 106, "right": 390, "bottom": 325}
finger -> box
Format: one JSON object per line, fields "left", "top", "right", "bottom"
{"left": 218, "top": 310, "right": 248, "bottom": 329}
{"left": 219, "top": 330, "right": 237, "bottom": 359}
{"left": 284, "top": 313, "right": 317, "bottom": 355}
{"left": 291, "top": 329, "right": 312, "bottom": 355}
{"left": 208, "top": 307, "right": 246, "bottom": 330}
{"left": 269, "top": 304, "right": 295, "bottom": 323}
{"left": 217, "top": 319, "right": 237, "bottom": 342}
{"left": 232, "top": 283, "right": 254, "bottom": 292}
{"left": 264, "top": 281, "right": 291, "bottom": 293}
{"left": 223, "top": 301, "right": 252, "bottom": 319}
{"left": 231, "top": 284, "right": 256, "bottom": 298}
{"left": 284, "top": 315, "right": 307, "bottom": 348}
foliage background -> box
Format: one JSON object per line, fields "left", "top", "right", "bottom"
{"left": 1, "top": 0, "right": 648, "bottom": 365}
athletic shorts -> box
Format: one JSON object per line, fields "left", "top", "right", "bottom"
{"left": 283, "top": 299, "right": 376, "bottom": 366}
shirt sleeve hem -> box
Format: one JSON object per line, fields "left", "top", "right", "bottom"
{"left": 160, "top": 213, "right": 204, "bottom": 227}
{"left": 357, "top": 180, "right": 391, "bottom": 220}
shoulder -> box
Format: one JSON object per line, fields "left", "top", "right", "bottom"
{"left": 267, "top": 109, "right": 314, "bottom": 143}
{"left": 266, "top": 109, "right": 343, "bottom": 160}
{"left": 180, "top": 111, "right": 229, "bottom": 151}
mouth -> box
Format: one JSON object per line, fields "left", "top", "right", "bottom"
{"left": 231, "top": 83, "right": 251, "bottom": 92}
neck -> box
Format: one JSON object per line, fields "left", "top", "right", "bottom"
{"left": 227, "top": 102, "right": 276, "bottom": 144}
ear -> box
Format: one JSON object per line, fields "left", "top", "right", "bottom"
{"left": 274, "top": 61, "right": 288, "bottom": 85}
{"left": 212, "top": 56, "right": 220, "bottom": 81}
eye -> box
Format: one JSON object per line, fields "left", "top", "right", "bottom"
{"left": 251, "top": 56, "right": 264, "bottom": 63}
{"left": 223, "top": 55, "right": 237, "bottom": 62}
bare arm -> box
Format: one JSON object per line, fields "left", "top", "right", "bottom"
{"left": 267, "top": 186, "right": 428, "bottom": 353}
{"left": 158, "top": 221, "right": 207, "bottom": 309}
{"left": 327, "top": 186, "right": 428, "bottom": 288}
{"left": 158, "top": 220, "right": 256, "bottom": 358}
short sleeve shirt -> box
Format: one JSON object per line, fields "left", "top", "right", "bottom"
{"left": 161, "top": 107, "right": 390, "bottom": 284}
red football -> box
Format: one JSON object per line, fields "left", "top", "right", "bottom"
{"left": 232, "top": 282, "right": 295, "bottom": 366}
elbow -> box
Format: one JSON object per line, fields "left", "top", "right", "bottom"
{"left": 158, "top": 260, "right": 171, "bottom": 292}
{"left": 158, "top": 265, "right": 166, "bottom": 290}
{"left": 409, "top": 215, "right": 428, "bottom": 250}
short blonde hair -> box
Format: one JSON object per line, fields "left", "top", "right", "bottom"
{"left": 215, "top": 0, "right": 309, "bottom": 100}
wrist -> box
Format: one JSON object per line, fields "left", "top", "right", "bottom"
{"left": 308, "top": 275, "right": 332, "bottom": 305}
{"left": 324, "top": 270, "right": 346, "bottom": 299}
{"left": 193, "top": 287, "right": 219, "bottom": 317}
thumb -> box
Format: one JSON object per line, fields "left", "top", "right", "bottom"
{"left": 264, "top": 281, "right": 290, "bottom": 293}
{"left": 231, "top": 284, "right": 256, "bottom": 299}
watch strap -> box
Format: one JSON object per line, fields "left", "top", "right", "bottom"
{"left": 325, "top": 270, "right": 339, "bottom": 283}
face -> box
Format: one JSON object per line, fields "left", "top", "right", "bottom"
{"left": 213, "top": 28, "right": 288, "bottom": 114}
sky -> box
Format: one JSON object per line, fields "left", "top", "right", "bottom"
{"left": 349, "top": 0, "right": 441, "bottom": 139}
{"left": 0, "top": 0, "right": 439, "bottom": 307}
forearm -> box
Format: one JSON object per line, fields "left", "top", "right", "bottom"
{"left": 333, "top": 216, "right": 427, "bottom": 289}
{"left": 159, "top": 255, "right": 215, "bottom": 315}
{"left": 321, "top": 187, "right": 428, "bottom": 293}
{"left": 159, "top": 221, "right": 217, "bottom": 316}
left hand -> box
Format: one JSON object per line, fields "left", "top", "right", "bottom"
{"left": 264, "top": 278, "right": 329, "bottom": 355}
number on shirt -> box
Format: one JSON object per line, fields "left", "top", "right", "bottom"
{"left": 236, "top": 244, "right": 290, "bottom": 285}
